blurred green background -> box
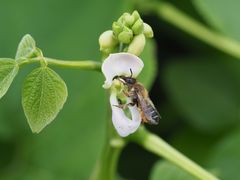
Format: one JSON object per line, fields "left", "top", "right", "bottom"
{"left": 1, "top": 0, "right": 240, "bottom": 180}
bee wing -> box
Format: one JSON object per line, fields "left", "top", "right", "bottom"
{"left": 147, "top": 98, "right": 161, "bottom": 119}
{"left": 136, "top": 91, "right": 161, "bottom": 125}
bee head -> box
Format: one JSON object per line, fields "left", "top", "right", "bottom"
{"left": 120, "top": 76, "right": 136, "bottom": 85}
{"left": 112, "top": 69, "right": 136, "bottom": 85}
{"left": 113, "top": 75, "right": 136, "bottom": 85}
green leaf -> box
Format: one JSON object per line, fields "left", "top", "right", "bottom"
{"left": 163, "top": 58, "right": 239, "bottom": 132}
{"left": 139, "top": 39, "right": 158, "bottom": 89}
{"left": 207, "top": 130, "right": 240, "bottom": 180}
{"left": 193, "top": 0, "right": 240, "bottom": 41}
{"left": 22, "top": 67, "right": 68, "bottom": 133}
{"left": 0, "top": 58, "right": 18, "bottom": 99}
{"left": 150, "top": 161, "right": 197, "bottom": 180}
{"left": 15, "top": 34, "right": 37, "bottom": 60}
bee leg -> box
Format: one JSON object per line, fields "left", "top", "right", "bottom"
{"left": 127, "top": 102, "right": 136, "bottom": 107}
{"left": 122, "top": 89, "right": 130, "bottom": 97}
{"left": 112, "top": 104, "right": 128, "bottom": 109}
{"left": 113, "top": 102, "right": 136, "bottom": 109}
{"left": 140, "top": 111, "right": 148, "bottom": 123}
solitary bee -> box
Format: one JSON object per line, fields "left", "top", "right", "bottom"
{"left": 113, "top": 69, "right": 160, "bottom": 125}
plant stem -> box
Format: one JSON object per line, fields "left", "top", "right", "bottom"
{"left": 129, "top": 127, "right": 219, "bottom": 180}
{"left": 19, "top": 57, "right": 101, "bottom": 71}
{"left": 150, "top": 2, "right": 240, "bottom": 59}
{"left": 91, "top": 136, "right": 125, "bottom": 180}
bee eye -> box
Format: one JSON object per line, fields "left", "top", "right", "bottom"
{"left": 126, "top": 78, "right": 135, "bottom": 84}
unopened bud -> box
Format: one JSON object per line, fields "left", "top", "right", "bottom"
{"left": 132, "top": 19, "right": 144, "bottom": 35}
{"left": 99, "top": 30, "right": 118, "bottom": 51}
{"left": 122, "top": 13, "right": 135, "bottom": 26}
{"left": 118, "top": 27, "right": 133, "bottom": 44}
{"left": 127, "top": 34, "right": 146, "bottom": 56}
{"left": 112, "top": 22, "right": 123, "bottom": 36}
{"left": 132, "top": 11, "right": 140, "bottom": 22}
{"left": 143, "top": 23, "right": 154, "bottom": 38}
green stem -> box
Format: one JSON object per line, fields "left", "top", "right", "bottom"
{"left": 91, "top": 136, "right": 125, "bottom": 180}
{"left": 19, "top": 57, "right": 101, "bottom": 71}
{"left": 151, "top": 2, "right": 240, "bottom": 59}
{"left": 130, "top": 127, "right": 219, "bottom": 180}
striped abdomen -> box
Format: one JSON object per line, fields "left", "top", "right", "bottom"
{"left": 142, "top": 103, "right": 160, "bottom": 125}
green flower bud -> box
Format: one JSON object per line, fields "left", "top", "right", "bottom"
{"left": 127, "top": 34, "right": 146, "bottom": 56}
{"left": 117, "top": 14, "right": 124, "bottom": 24}
{"left": 143, "top": 23, "right": 154, "bottom": 38}
{"left": 99, "top": 30, "right": 118, "bottom": 52}
{"left": 118, "top": 27, "right": 133, "bottom": 44}
{"left": 112, "top": 22, "right": 123, "bottom": 36}
{"left": 132, "top": 19, "right": 144, "bottom": 35}
{"left": 132, "top": 10, "right": 140, "bottom": 22}
{"left": 122, "top": 13, "right": 135, "bottom": 26}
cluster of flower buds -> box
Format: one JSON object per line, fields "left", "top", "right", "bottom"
{"left": 99, "top": 11, "right": 153, "bottom": 56}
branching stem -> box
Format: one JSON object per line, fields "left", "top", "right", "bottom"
{"left": 19, "top": 57, "right": 101, "bottom": 71}
{"left": 129, "top": 127, "right": 219, "bottom": 180}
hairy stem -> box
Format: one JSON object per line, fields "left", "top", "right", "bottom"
{"left": 129, "top": 127, "right": 219, "bottom": 180}
{"left": 19, "top": 57, "right": 101, "bottom": 71}
{"left": 149, "top": 2, "right": 240, "bottom": 59}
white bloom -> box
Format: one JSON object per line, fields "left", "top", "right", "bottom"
{"left": 102, "top": 53, "right": 144, "bottom": 137}
{"left": 102, "top": 53, "right": 144, "bottom": 89}
{"left": 110, "top": 92, "right": 141, "bottom": 137}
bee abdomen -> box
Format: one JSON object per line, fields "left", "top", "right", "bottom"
{"left": 151, "top": 110, "right": 160, "bottom": 120}
{"left": 145, "top": 105, "right": 160, "bottom": 125}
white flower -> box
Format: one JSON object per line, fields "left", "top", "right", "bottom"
{"left": 102, "top": 53, "right": 144, "bottom": 137}
{"left": 102, "top": 53, "right": 144, "bottom": 89}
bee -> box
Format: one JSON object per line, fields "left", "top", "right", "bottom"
{"left": 113, "top": 69, "right": 160, "bottom": 125}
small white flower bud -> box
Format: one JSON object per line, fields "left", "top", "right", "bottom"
{"left": 127, "top": 34, "right": 146, "bottom": 56}
{"left": 143, "top": 23, "right": 154, "bottom": 38}
{"left": 99, "top": 30, "right": 118, "bottom": 52}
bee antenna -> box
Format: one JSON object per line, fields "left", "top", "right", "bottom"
{"left": 130, "top": 68, "right": 133, "bottom": 78}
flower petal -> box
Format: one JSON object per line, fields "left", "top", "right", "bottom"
{"left": 102, "top": 53, "right": 144, "bottom": 89}
{"left": 110, "top": 92, "right": 141, "bottom": 137}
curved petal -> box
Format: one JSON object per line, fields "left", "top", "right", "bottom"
{"left": 110, "top": 92, "right": 141, "bottom": 137}
{"left": 102, "top": 53, "right": 144, "bottom": 89}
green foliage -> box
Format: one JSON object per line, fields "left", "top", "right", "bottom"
{"left": 193, "top": 0, "right": 240, "bottom": 41}
{"left": 23, "top": 73, "right": 107, "bottom": 180}
{"left": 0, "top": 58, "right": 18, "bottom": 99}
{"left": 163, "top": 59, "right": 239, "bottom": 132}
{"left": 22, "top": 67, "right": 68, "bottom": 133}
{"left": 1, "top": 0, "right": 240, "bottom": 179}
{"left": 15, "top": 34, "right": 37, "bottom": 60}
{"left": 207, "top": 130, "right": 240, "bottom": 180}
{"left": 138, "top": 39, "right": 157, "bottom": 89}
{"left": 150, "top": 161, "right": 197, "bottom": 180}
{"left": 171, "top": 128, "right": 218, "bottom": 165}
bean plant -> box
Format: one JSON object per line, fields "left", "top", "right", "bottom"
{"left": 1, "top": 0, "right": 240, "bottom": 179}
